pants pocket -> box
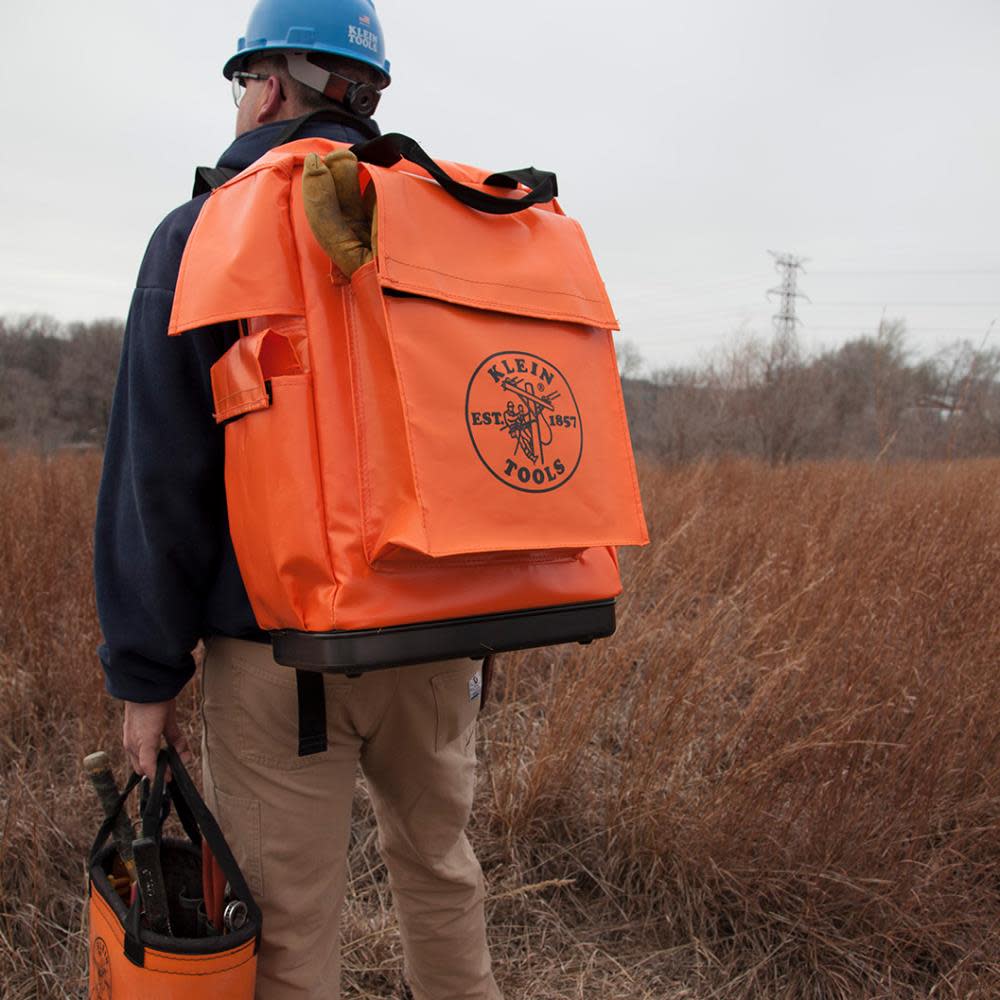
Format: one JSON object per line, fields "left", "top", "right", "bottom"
{"left": 431, "top": 663, "right": 483, "bottom": 753}
{"left": 210, "top": 784, "right": 265, "bottom": 899}
{"left": 233, "top": 652, "right": 358, "bottom": 770}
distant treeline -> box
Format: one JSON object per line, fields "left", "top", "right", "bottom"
{"left": 620, "top": 319, "right": 1000, "bottom": 462}
{"left": 0, "top": 315, "right": 124, "bottom": 449}
{"left": 2, "top": 313, "right": 999, "bottom": 461}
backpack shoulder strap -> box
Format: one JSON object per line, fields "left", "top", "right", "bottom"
{"left": 192, "top": 109, "right": 378, "bottom": 198}
{"left": 192, "top": 165, "right": 241, "bottom": 199}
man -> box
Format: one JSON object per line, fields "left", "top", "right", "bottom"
{"left": 94, "top": 2, "right": 502, "bottom": 997}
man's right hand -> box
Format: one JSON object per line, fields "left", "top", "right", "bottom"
{"left": 122, "top": 698, "right": 195, "bottom": 780}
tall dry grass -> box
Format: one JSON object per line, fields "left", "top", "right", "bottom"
{"left": 0, "top": 451, "right": 998, "bottom": 998}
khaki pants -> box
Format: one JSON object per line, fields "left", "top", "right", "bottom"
{"left": 200, "top": 637, "right": 502, "bottom": 1000}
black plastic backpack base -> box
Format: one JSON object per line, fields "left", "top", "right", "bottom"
{"left": 269, "top": 599, "right": 616, "bottom": 674}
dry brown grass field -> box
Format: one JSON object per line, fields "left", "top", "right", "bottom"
{"left": 1, "top": 450, "right": 998, "bottom": 999}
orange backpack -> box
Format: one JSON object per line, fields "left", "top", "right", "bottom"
{"left": 169, "top": 133, "right": 647, "bottom": 674}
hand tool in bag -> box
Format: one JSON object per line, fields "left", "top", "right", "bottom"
{"left": 132, "top": 834, "right": 173, "bottom": 935}
{"left": 225, "top": 899, "right": 250, "bottom": 933}
{"left": 177, "top": 889, "right": 206, "bottom": 938}
{"left": 203, "top": 842, "right": 228, "bottom": 932}
{"left": 83, "top": 750, "right": 137, "bottom": 883}
{"left": 129, "top": 753, "right": 199, "bottom": 936}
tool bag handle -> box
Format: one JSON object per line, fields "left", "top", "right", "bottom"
{"left": 89, "top": 747, "right": 261, "bottom": 964}
{"left": 350, "top": 132, "right": 558, "bottom": 215}
{"left": 137, "top": 757, "right": 200, "bottom": 845}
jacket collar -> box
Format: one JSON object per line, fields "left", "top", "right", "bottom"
{"left": 216, "top": 116, "right": 380, "bottom": 174}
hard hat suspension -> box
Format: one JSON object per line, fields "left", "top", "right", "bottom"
{"left": 284, "top": 52, "right": 383, "bottom": 117}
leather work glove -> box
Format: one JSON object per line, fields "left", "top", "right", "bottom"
{"left": 302, "top": 150, "right": 377, "bottom": 278}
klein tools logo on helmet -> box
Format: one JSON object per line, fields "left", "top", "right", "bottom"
{"left": 347, "top": 23, "right": 379, "bottom": 53}
{"left": 466, "top": 351, "right": 583, "bottom": 493}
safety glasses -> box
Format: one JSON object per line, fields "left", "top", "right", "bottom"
{"left": 231, "top": 71, "right": 269, "bottom": 107}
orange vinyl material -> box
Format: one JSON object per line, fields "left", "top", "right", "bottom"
{"left": 88, "top": 881, "right": 257, "bottom": 1000}
{"left": 169, "top": 138, "right": 648, "bottom": 634}
{"left": 210, "top": 325, "right": 304, "bottom": 423}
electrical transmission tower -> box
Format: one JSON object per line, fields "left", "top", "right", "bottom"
{"left": 767, "top": 251, "right": 810, "bottom": 341}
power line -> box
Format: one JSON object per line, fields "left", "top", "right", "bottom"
{"left": 811, "top": 267, "right": 1000, "bottom": 277}
{"left": 806, "top": 325, "right": 993, "bottom": 334}
{"left": 650, "top": 301, "right": 1000, "bottom": 317}
{"left": 810, "top": 303, "right": 1000, "bottom": 308}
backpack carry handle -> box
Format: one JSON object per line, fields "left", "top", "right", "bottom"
{"left": 351, "top": 132, "right": 558, "bottom": 215}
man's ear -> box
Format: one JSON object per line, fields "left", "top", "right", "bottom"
{"left": 257, "top": 75, "right": 286, "bottom": 122}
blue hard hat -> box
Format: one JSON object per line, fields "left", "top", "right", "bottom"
{"left": 223, "top": 0, "right": 390, "bottom": 83}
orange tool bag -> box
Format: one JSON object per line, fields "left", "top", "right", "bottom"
{"left": 88, "top": 747, "right": 260, "bottom": 999}
{"left": 169, "top": 132, "right": 647, "bottom": 680}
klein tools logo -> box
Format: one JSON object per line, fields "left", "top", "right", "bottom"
{"left": 91, "top": 937, "right": 112, "bottom": 999}
{"left": 347, "top": 24, "right": 379, "bottom": 52}
{"left": 466, "top": 351, "right": 583, "bottom": 493}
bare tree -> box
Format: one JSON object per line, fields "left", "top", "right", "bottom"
{"left": 705, "top": 328, "right": 815, "bottom": 463}
{"left": 54, "top": 320, "right": 125, "bottom": 444}
{"left": 927, "top": 331, "right": 1000, "bottom": 457}
{"left": 615, "top": 338, "right": 645, "bottom": 381}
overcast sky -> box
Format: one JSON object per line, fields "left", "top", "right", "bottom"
{"left": 2, "top": 0, "right": 997, "bottom": 370}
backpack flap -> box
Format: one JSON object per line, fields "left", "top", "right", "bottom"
{"left": 364, "top": 163, "right": 613, "bottom": 328}
{"left": 347, "top": 163, "right": 648, "bottom": 565}
{"left": 168, "top": 149, "right": 325, "bottom": 336}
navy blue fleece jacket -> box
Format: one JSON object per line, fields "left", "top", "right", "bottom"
{"left": 95, "top": 117, "right": 376, "bottom": 703}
